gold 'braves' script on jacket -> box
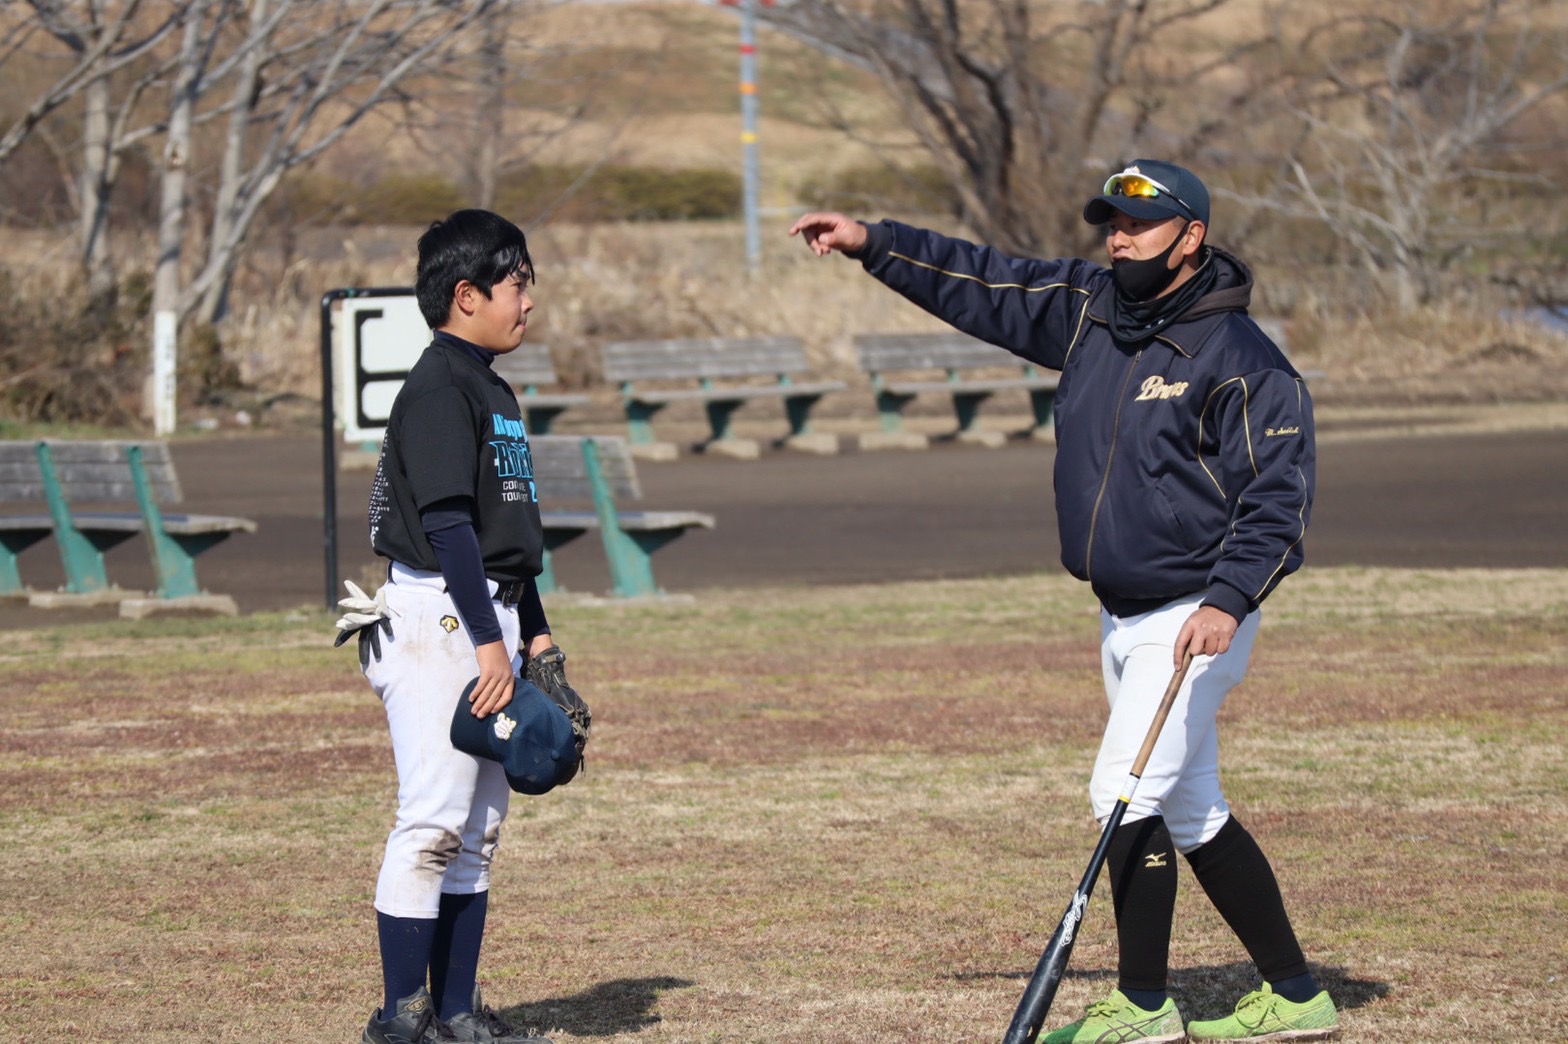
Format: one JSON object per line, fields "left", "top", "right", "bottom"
{"left": 1135, "top": 375, "right": 1190, "bottom": 401}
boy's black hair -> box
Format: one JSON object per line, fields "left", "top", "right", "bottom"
{"left": 415, "top": 209, "right": 534, "bottom": 329}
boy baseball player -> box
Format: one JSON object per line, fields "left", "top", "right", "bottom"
{"left": 347, "top": 209, "right": 559, "bottom": 1044}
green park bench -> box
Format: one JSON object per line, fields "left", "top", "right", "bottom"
{"left": 0, "top": 440, "right": 256, "bottom": 613}
{"left": 852, "top": 332, "right": 1061, "bottom": 450}
{"left": 530, "top": 434, "right": 713, "bottom": 598}
{"left": 599, "top": 336, "right": 846, "bottom": 458}
{"left": 490, "top": 342, "right": 590, "bottom": 435}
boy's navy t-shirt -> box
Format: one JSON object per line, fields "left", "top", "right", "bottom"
{"left": 369, "top": 337, "right": 543, "bottom": 581}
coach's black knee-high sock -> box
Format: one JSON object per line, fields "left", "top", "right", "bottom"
{"left": 377, "top": 912, "right": 437, "bottom": 1017}
{"left": 1107, "top": 815, "right": 1177, "bottom": 1005}
{"left": 430, "top": 890, "right": 489, "bottom": 1021}
{"left": 1184, "top": 816, "right": 1316, "bottom": 996}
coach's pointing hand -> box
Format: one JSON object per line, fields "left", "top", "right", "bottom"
{"left": 467, "top": 640, "right": 515, "bottom": 717}
{"left": 790, "top": 212, "right": 868, "bottom": 257}
{"left": 1174, "top": 605, "right": 1239, "bottom": 667}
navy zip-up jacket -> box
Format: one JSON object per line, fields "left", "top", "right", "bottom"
{"left": 856, "top": 220, "right": 1315, "bottom": 622}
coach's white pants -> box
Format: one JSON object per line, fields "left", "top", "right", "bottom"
{"left": 1089, "top": 594, "right": 1260, "bottom": 853}
{"left": 365, "top": 563, "right": 522, "bottom": 919}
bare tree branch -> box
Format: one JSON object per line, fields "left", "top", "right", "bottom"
{"left": 767, "top": 0, "right": 1275, "bottom": 254}
{"left": 183, "top": 0, "right": 503, "bottom": 325}
{"left": 1266, "top": 0, "right": 1568, "bottom": 310}
{"left": 0, "top": 1, "right": 178, "bottom": 162}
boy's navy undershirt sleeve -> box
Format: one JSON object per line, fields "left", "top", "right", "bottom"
{"left": 422, "top": 498, "right": 503, "bottom": 647}
{"left": 517, "top": 578, "right": 550, "bottom": 646}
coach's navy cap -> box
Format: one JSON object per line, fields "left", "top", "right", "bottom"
{"left": 450, "top": 677, "right": 579, "bottom": 795}
{"left": 1083, "top": 159, "right": 1210, "bottom": 226}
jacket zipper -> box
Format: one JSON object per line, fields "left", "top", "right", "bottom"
{"left": 1083, "top": 347, "right": 1143, "bottom": 582}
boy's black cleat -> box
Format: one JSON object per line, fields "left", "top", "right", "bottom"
{"left": 435, "top": 987, "right": 552, "bottom": 1043}
{"left": 362, "top": 986, "right": 437, "bottom": 1044}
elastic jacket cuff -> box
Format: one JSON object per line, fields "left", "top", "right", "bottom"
{"left": 854, "top": 220, "right": 893, "bottom": 265}
{"left": 1200, "top": 583, "right": 1251, "bottom": 625}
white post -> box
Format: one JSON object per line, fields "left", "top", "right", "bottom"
{"left": 153, "top": 311, "right": 178, "bottom": 435}
{"left": 148, "top": 0, "right": 205, "bottom": 432}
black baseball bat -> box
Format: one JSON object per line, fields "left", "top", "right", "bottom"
{"left": 1001, "top": 652, "right": 1194, "bottom": 1044}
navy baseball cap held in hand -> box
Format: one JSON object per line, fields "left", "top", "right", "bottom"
{"left": 450, "top": 677, "right": 579, "bottom": 795}
{"left": 1083, "top": 160, "right": 1210, "bottom": 226}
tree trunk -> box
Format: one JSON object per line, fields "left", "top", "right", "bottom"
{"left": 78, "top": 74, "right": 116, "bottom": 305}
{"left": 473, "top": 27, "right": 506, "bottom": 210}
{"left": 148, "top": 0, "right": 209, "bottom": 432}
{"left": 195, "top": 0, "right": 272, "bottom": 328}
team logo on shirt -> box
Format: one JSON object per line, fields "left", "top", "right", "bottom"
{"left": 488, "top": 412, "right": 538, "bottom": 504}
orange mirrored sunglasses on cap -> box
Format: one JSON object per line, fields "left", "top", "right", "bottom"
{"left": 1104, "top": 170, "right": 1198, "bottom": 221}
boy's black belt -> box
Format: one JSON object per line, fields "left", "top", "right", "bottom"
{"left": 494, "top": 579, "right": 526, "bottom": 606}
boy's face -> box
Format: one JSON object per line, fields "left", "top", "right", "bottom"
{"left": 446, "top": 271, "right": 534, "bottom": 353}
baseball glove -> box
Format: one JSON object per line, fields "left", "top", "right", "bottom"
{"left": 333, "top": 580, "right": 395, "bottom": 669}
{"left": 524, "top": 644, "right": 591, "bottom": 781}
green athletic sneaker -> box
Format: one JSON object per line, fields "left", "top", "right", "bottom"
{"left": 1186, "top": 983, "right": 1338, "bottom": 1041}
{"left": 1039, "top": 989, "right": 1186, "bottom": 1043}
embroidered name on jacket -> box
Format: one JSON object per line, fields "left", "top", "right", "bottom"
{"left": 1135, "top": 375, "right": 1190, "bottom": 401}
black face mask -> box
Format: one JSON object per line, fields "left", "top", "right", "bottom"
{"left": 1111, "top": 221, "right": 1190, "bottom": 301}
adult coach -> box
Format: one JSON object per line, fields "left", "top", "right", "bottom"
{"left": 352, "top": 209, "right": 557, "bottom": 1044}
{"left": 791, "top": 162, "right": 1338, "bottom": 1043}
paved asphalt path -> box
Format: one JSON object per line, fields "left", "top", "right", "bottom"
{"left": 3, "top": 426, "right": 1564, "bottom": 624}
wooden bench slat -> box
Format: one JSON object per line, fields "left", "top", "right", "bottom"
{"left": 529, "top": 436, "right": 641, "bottom": 501}
{"left": 852, "top": 332, "right": 1060, "bottom": 446}
{"left": 602, "top": 336, "right": 810, "bottom": 381}
{"left": 490, "top": 343, "right": 565, "bottom": 387}
{"left": 490, "top": 345, "right": 593, "bottom": 434}
{"left": 158, "top": 513, "right": 260, "bottom": 535}
{"left": 36, "top": 440, "right": 183, "bottom": 503}
{"left": 600, "top": 336, "right": 844, "bottom": 449}
{"left": 629, "top": 380, "right": 845, "bottom": 406}
{"left": 515, "top": 392, "right": 591, "bottom": 408}
{"left": 854, "top": 332, "right": 1028, "bottom": 373}
{"left": 0, "top": 516, "right": 55, "bottom": 530}
{"left": 526, "top": 434, "right": 712, "bottom": 597}
{"left": 883, "top": 377, "right": 1060, "bottom": 395}
{"left": 541, "top": 509, "right": 715, "bottom": 532}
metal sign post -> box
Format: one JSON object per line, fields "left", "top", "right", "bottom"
{"left": 318, "top": 287, "right": 426, "bottom": 610}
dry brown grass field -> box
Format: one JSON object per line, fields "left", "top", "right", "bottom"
{"left": 2, "top": 568, "right": 1565, "bottom": 1041}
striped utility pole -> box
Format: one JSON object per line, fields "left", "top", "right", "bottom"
{"left": 724, "top": 0, "right": 772, "bottom": 272}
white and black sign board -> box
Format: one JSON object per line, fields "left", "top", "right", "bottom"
{"left": 333, "top": 292, "right": 429, "bottom": 443}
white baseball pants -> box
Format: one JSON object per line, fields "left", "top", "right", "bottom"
{"left": 365, "top": 562, "right": 522, "bottom": 918}
{"left": 1089, "top": 593, "right": 1261, "bottom": 853}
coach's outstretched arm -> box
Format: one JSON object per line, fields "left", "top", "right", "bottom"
{"left": 790, "top": 212, "right": 868, "bottom": 256}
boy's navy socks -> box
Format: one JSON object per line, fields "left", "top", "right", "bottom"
{"left": 430, "top": 890, "right": 490, "bottom": 1021}
{"left": 377, "top": 911, "right": 437, "bottom": 1016}
{"left": 1270, "top": 971, "right": 1321, "bottom": 1003}
{"left": 1120, "top": 987, "right": 1169, "bottom": 1012}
